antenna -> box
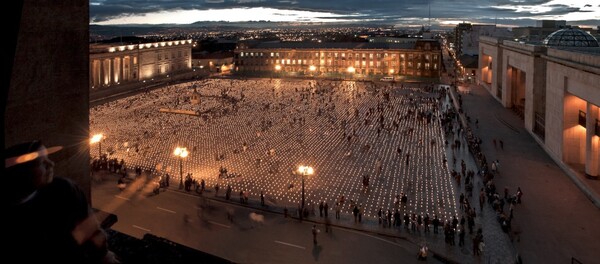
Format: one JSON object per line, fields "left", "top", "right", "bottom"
{"left": 428, "top": 0, "right": 431, "bottom": 30}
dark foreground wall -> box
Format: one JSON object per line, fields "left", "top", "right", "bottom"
{"left": 5, "top": 0, "right": 91, "bottom": 199}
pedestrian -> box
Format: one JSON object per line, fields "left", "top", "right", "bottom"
{"left": 378, "top": 208, "right": 383, "bottom": 225}
{"left": 335, "top": 202, "right": 341, "bottom": 219}
{"left": 324, "top": 202, "right": 329, "bottom": 218}
{"left": 499, "top": 139, "right": 504, "bottom": 150}
{"left": 516, "top": 187, "right": 523, "bottom": 204}
{"left": 312, "top": 225, "right": 319, "bottom": 244}
{"left": 214, "top": 183, "right": 220, "bottom": 196}
{"left": 319, "top": 201, "right": 324, "bottom": 217}
{"left": 260, "top": 191, "right": 265, "bottom": 206}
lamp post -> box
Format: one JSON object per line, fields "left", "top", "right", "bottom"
{"left": 309, "top": 65, "right": 316, "bottom": 77}
{"left": 90, "top": 133, "right": 104, "bottom": 158}
{"left": 298, "top": 165, "right": 314, "bottom": 220}
{"left": 173, "top": 147, "right": 189, "bottom": 190}
{"left": 347, "top": 66, "right": 355, "bottom": 80}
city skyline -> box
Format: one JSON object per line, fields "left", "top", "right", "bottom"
{"left": 90, "top": 0, "right": 599, "bottom": 28}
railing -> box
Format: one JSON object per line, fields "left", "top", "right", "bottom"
{"left": 571, "top": 257, "right": 583, "bottom": 264}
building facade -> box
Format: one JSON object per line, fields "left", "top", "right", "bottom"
{"left": 89, "top": 39, "right": 193, "bottom": 90}
{"left": 479, "top": 32, "right": 600, "bottom": 179}
{"left": 233, "top": 40, "right": 442, "bottom": 80}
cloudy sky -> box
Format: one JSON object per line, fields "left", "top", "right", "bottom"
{"left": 90, "top": 0, "right": 599, "bottom": 28}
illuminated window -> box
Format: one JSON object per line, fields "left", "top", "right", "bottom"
{"left": 369, "top": 53, "right": 373, "bottom": 59}
{"left": 362, "top": 61, "right": 366, "bottom": 67}
{"left": 425, "top": 63, "right": 430, "bottom": 70}
{"left": 579, "top": 110, "right": 586, "bottom": 127}
{"left": 369, "top": 61, "right": 373, "bottom": 67}
{"left": 271, "top": 52, "right": 274, "bottom": 57}
{"left": 341, "top": 53, "right": 345, "bottom": 57}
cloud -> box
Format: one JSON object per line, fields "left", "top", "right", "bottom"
{"left": 89, "top": 0, "right": 599, "bottom": 26}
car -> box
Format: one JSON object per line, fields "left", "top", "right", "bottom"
{"left": 380, "top": 76, "right": 395, "bottom": 81}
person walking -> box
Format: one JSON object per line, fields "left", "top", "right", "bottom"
{"left": 312, "top": 225, "right": 319, "bottom": 244}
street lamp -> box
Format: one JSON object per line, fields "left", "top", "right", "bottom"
{"left": 173, "top": 147, "right": 189, "bottom": 190}
{"left": 309, "top": 65, "right": 316, "bottom": 76}
{"left": 298, "top": 165, "right": 314, "bottom": 220}
{"left": 90, "top": 133, "right": 104, "bottom": 158}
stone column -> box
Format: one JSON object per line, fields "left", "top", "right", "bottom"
{"left": 585, "top": 103, "right": 599, "bottom": 178}
{"left": 118, "top": 56, "right": 124, "bottom": 83}
{"left": 109, "top": 58, "right": 114, "bottom": 85}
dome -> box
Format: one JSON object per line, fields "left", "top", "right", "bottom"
{"left": 543, "top": 28, "right": 599, "bottom": 47}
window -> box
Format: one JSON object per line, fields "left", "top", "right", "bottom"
{"left": 271, "top": 52, "right": 274, "bottom": 57}
{"left": 361, "top": 61, "right": 366, "bottom": 67}
{"left": 425, "top": 63, "right": 430, "bottom": 70}
{"left": 369, "top": 53, "right": 373, "bottom": 59}
{"left": 369, "top": 61, "right": 373, "bottom": 67}
{"left": 158, "top": 53, "right": 162, "bottom": 60}
{"left": 579, "top": 110, "right": 586, "bottom": 127}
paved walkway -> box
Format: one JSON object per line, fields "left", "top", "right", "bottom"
{"left": 452, "top": 82, "right": 600, "bottom": 264}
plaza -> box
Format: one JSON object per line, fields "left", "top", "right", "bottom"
{"left": 90, "top": 78, "right": 460, "bottom": 222}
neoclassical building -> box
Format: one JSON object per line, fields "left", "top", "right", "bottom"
{"left": 89, "top": 39, "right": 193, "bottom": 90}
{"left": 233, "top": 40, "right": 442, "bottom": 80}
{"left": 479, "top": 28, "right": 599, "bottom": 179}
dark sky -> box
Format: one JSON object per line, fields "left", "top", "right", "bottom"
{"left": 90, "top": 0, "right": 599, "bottom": 28}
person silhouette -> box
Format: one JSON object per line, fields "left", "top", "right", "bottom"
{"left": 5, "top": 140, "right": 118, "bottom": 263}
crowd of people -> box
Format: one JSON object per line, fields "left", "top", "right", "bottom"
{"left": 90, "top": 78, "right": 460, "bottom": 223}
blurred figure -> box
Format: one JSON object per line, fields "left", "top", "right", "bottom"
{"left": 5, "top": 140, "right": 118, "bottom": 263}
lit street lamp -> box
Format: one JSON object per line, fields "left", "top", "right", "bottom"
{"left": 298, "top": 165, "right": 314, "bottom": 220}
{"left": 173, "top": 147, "right": 189, "bottom": 190}
{"left": 90, "top": 133, "right": 104, "bottom": 158}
